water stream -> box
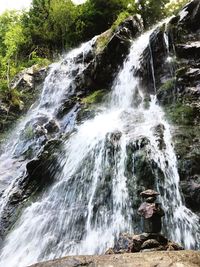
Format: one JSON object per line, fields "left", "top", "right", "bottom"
{"left": 0, "top": 26, "right": 199, "bottom": 267}
{"left": 0, "top": 39, "right": 95, "bottom": 211}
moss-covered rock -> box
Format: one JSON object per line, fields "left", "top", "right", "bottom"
{"left": 81, "top": 89, "right": 106, "bottom": 105}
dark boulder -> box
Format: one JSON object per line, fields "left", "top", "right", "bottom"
{"left": 176, "top": 42, "right": 200, "bottom": 59}
{"left": 178, "top": 0, "right": 200, "bottom": 32}
{"left": 181, "top": 175, "right": 200, "bottom": 214}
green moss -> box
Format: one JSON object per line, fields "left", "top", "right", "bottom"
{"left": 175, "top": 66, "right": 187, "bottom": 77}
{"left": 23, "top": 125, "right": 35, "bottom": 140}
{"left": 165, "top": 103, "right": 196, "bottom": 125}
{"left": 81, "top": 90, "right": 106, "bottom": 105}
{"left": 95, "top": 29, "right": 112, "bottom": 54}
{"left": 10, "top": 88, "right": 24, "bottom": 109}
{"left": 0, "top": 80, "right": 9, "bottom": 100}
{"left": 158, "top": 78, "right": 176, "bottom": 92}
{"left": 95, "top": 11, "right": 131, "bottom": 54}
{"left": 111, "top": 11, "right": 130, "bottom": 31}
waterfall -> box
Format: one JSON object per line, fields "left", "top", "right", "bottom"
{"left": 0, "top": 38, "right": 96, "bottom": 211}
{"left": 0, "top": 26, "right": 200, "bottom": 267}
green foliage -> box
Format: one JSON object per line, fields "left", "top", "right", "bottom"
{"left": 166, "top": 103, "right": 196, "bottom": 125}
{"left": 135, "top": 0, "right": 168, "bottom": 27}
{"left": 111, "top": 11, "right": 131, "bottom": 30}
{"left": 9, "top": 89, "right": 24, "bottom": 109}
{"left": 26, "top": 52, "right": 51, "bottom": 67}
{"left": 0, "top": 80, "right": 9, "bottom": 99}
{"left": 164, "top": 0, "right": 189, "bottom": 16}
{"left": 159, "top": 78, "right": 176, "bottom": 92}
{"left": 0, "top": 0, "right": 191, "bottom": 110}
{"left": 82, "top": 90, "right": 106, "bottom": 105}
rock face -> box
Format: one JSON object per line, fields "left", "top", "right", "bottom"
{"left": 0, "top": 65, "right": 48, "bottom": 138}
{"left": 138, "top": 0, "right": 200, "bottom": 215}
{"left": 55, "top": 15, "right": 143, "bottom": 120}
{"left": 0, "top": 139, "right": 63, "bottom": 241}
{"left": 29, "top": 251, "right": 200, "bottom": 267}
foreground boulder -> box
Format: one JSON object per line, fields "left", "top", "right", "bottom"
{"left": 29, "top": 251, "right": 200, "bottom": 267}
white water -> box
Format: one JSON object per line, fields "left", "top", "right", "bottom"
{"left": 0, "top": 27, "right": 200, "bottom": 267}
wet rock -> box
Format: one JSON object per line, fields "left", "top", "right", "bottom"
{"left": 152, "top": 124, "right": 166, "bottom": 150}
{"left": 51, "top": 16, "right": 143, "bottom": 122}
{"left": 138, "top": 203, "right": 164, "bottom": 233}
{"left": 138, "top": 202, "right": 162, "bottom": 219}
{"left": 104, "top": 248, "right": 115, "bottom": 255}
{"left": 56, "top": 98, "right": 77, "bottom": 119}
{"left": 11, "top": 65, "right": 48, "bottom": 92}
{"left": 181, "top": 175, "right": 200, "bottom": 213}
{"left": 34, "top": 125, "right": 47, "bottom": 137}
{"left": 167, "top": 241, "right": 184, "bottom": 251}
{"left": 44, "top": 119, "right": 60, "bottom": 134}
{"left": 145, "top": 196, "right": 156, "bottom": 203}
{"left": 0, "top": 103, "right": 9, "bottom": 115}
{"left": 125, "top": 137, "right": 165, "bottom": 223}
{"left": 109, "top": 131, "right": 122, "bottom": 147}
{"left": 176, "top": 42, "right": 200, "bottom": 59}
{"left": 0, "top": 139, "right": 63, "bottom": 240}
{"left": 90, "top": 15, "right": 143, "bottom": 90}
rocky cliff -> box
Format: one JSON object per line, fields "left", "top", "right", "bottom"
{"left": 141, "top": 0, "right": 200, "bottom": 215}
{"left": 0, "top": 1, "right": 200, "bottom": 266}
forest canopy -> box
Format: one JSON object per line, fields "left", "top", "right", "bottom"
{"left": 0, "top": 0, "right": 189, "bottom": 105}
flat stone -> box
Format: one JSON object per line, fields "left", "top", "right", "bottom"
{"left": 140, "top": 189, "right": 159, "bottom": 198}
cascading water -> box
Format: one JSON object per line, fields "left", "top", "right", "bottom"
{"left": 0, "top": 39, "right": 96, "bottom": 211}
{"left": 0, "top": 25, "right": 200, "bottom": 267}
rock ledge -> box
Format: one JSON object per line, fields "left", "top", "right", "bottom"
{"left": 29, "top": 251, "right": 200, "bottom": 267}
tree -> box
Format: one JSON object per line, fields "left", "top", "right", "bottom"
{"left": 0, "top": 11, "right": 27, "bottom": 88}
{"left": 75, "top": 0, "right": 131, "bottom": 42}
{"left": 135, "top": 0, "right": 168, "bottom": 27}
{"left": 49, "top": 0, "right": 77, "bottom": 50}
{"left": 164, "top": 0, "right": 189, "bottom": 16}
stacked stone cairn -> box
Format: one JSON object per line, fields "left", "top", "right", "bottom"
{"left": 106, "top": 189, "right": 183, "bottom": 254}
